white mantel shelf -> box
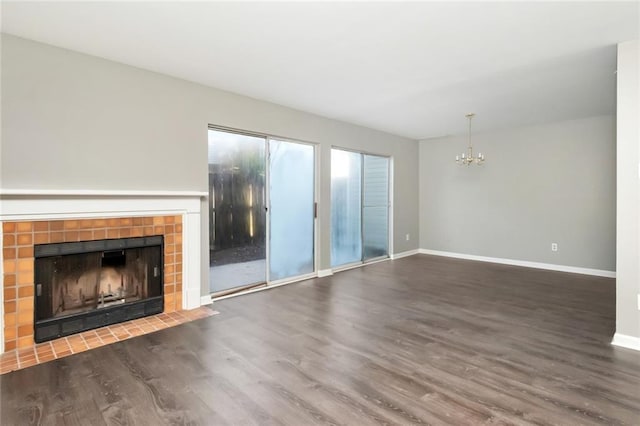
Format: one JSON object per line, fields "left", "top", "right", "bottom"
{"left": 0, "top": 189, "right": 208, "bottom": 197}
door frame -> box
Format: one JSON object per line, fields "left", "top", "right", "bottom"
{"left": 329, "top": 146, "right": 393, "bottom": 269}
{"left": 265, "top": 135, "right": 318, "bottom": 285}
{"left": 208, "top": 125, "right": 319, "bottom": 295}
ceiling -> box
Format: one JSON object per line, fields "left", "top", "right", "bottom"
{"left": 1, "top": 1, "right": 638, "bottom": 140}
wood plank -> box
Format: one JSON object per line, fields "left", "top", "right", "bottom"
{"left": 1, "top": 254, "right": 639, "bottom": 425}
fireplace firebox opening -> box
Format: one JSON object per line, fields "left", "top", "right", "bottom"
{"left": 34, "top": 236, "right": 164, "bottom": 343}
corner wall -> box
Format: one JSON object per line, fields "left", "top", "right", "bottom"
{"left": 614, "top": 40, "right": 640, "bottom": 348}
{"left": 419, "top": 115, "right": 616, "bottom": 272}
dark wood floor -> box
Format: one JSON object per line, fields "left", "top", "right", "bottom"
{"left": 2, "top": 254, "right": 640, "bottom": 425}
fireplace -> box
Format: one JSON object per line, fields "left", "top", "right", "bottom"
{"left": 1, "top": 201, "right": 198, "bottom": 352}
{"left": 34, "top": 236, "right": 164, "bottom": 343}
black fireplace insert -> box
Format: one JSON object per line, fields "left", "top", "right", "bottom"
{"left": 34, "top": 236, "right": 164, "bottom": 343}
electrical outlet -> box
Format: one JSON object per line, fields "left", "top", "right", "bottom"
{"left": 551, "top": 243, "right": 558, "bottom": 252}
{"left": 405, "top": 234, "right": 410, "bottom": 241}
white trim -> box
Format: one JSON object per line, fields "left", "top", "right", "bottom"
{"left": 332, "top": 257, "right": 390, "bottom": 274}
{"left": 0, "top": 232, "right": 4, "bottom": 353}
{"left": 213, "top": 259, "right": 401, "bottom": 302}
{"left": 418, "top": 249, "right": 616, "bottom": 278}
{"left": 200, "top": 295, "right": 213, "bottom": 306}
{"left": 366, "top": 257, "right": 391, "bottom": 266}
{"left": 268, "top": 272, "right": 317, "bottom": 287}
{"left": 0, "top": 197, "right": 202, "bottom": 221}
{"left": 265, "top": 137, "right": 271, "bottom": 283}
{"left": 390, "top": 249, "right": 419, "bottom": 260}
{"left": 318, "top": 269, "right": 333, "bottom": 277}
{"left": 212, "top": 274, "right": 316, "bottom": 301}
{"left": 0, "top": 189, "right": 208, "bottom": 197}
{"left": 314, "top": 143, "right": 320, "bottom": 279}
{"left": 612, "top": 333, "right": 640, "bottom": 351}
{"left": 388, "top": 156, "right": 395, "bottom": 258}
{"left": 182, "top": 211, "right": 203, "bottom": 310}
{"left": 332, "top": 261, "right": 365, "bottom": 273}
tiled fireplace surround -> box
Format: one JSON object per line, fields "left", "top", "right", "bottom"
{"left": 3, "top": 215, "right": 183, "bottom": 351}
{"left": 0, "top": 192, "right": 205, "bottom": 354}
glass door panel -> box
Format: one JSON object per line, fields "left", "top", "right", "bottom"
{"left": 363, "top": 155, "right": 389, "bottom": 260}
{"left": 269, "top": 140, "right": 315, "bottom": 281}
{"left": 331, "top": 149, "right": 363, "bottom": 267}
{"left": 208, "top": 130, "right": 266, "bottom": 293}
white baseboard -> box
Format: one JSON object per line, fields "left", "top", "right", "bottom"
{"left": 200, "top": 295, "right": 213, "bottom": 306}
{"left": 612, "top": 333, "right": 640, "bottom": 352}
{"left": 390, "top": 249, "right": 419, "bottom": 260}
{"left": 418, "top": 249, "right": 616, "bottom": 278}
{"left": 318, "top": 269, "right": 333, "bottom": 277}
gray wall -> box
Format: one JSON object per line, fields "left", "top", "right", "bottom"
{"left": 419, "top": 115, "right": 616, "bottom": 271}
{"left": 615, "top": 40, "right": 639, "bottom": 340}
{"left": 0, "top": 34, "right": 420, "bottom": 296}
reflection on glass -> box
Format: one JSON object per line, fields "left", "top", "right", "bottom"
{"left": 331, "top": 149, "right": 362, "bottom": 267}
{"left": 269, "top": 140, "right": 315, "bottom": 280}
{"left": 363, "top": 155, "right": 389, "bottom": 260}
{"left": 208, "top": 130, "right": 266, "bottom": 293}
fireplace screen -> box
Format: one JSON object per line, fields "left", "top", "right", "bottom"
{"left": 34, "top": 236, "right": 163, "bottom": 342}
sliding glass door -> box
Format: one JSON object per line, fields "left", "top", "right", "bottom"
{"left": 208, "top": 128, "right": 316, "bottom": 295}
{"left": 362, "top": 155, "right": 389, "bottom": 260}
{"left": 269, "top": 139, "right": 315, "bottom": 281}
{"left": 208, "top": 130, "right": 267, "bottom": 294}
{"left": 331, "top": 148, "right": 389, "bottom": 268}
{"left": 330, "top": 149, "right": 362, "bottom": 266}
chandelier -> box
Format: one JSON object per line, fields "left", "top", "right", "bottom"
{"left": 456, "top": 113, "right": 485, "bottom": 165}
